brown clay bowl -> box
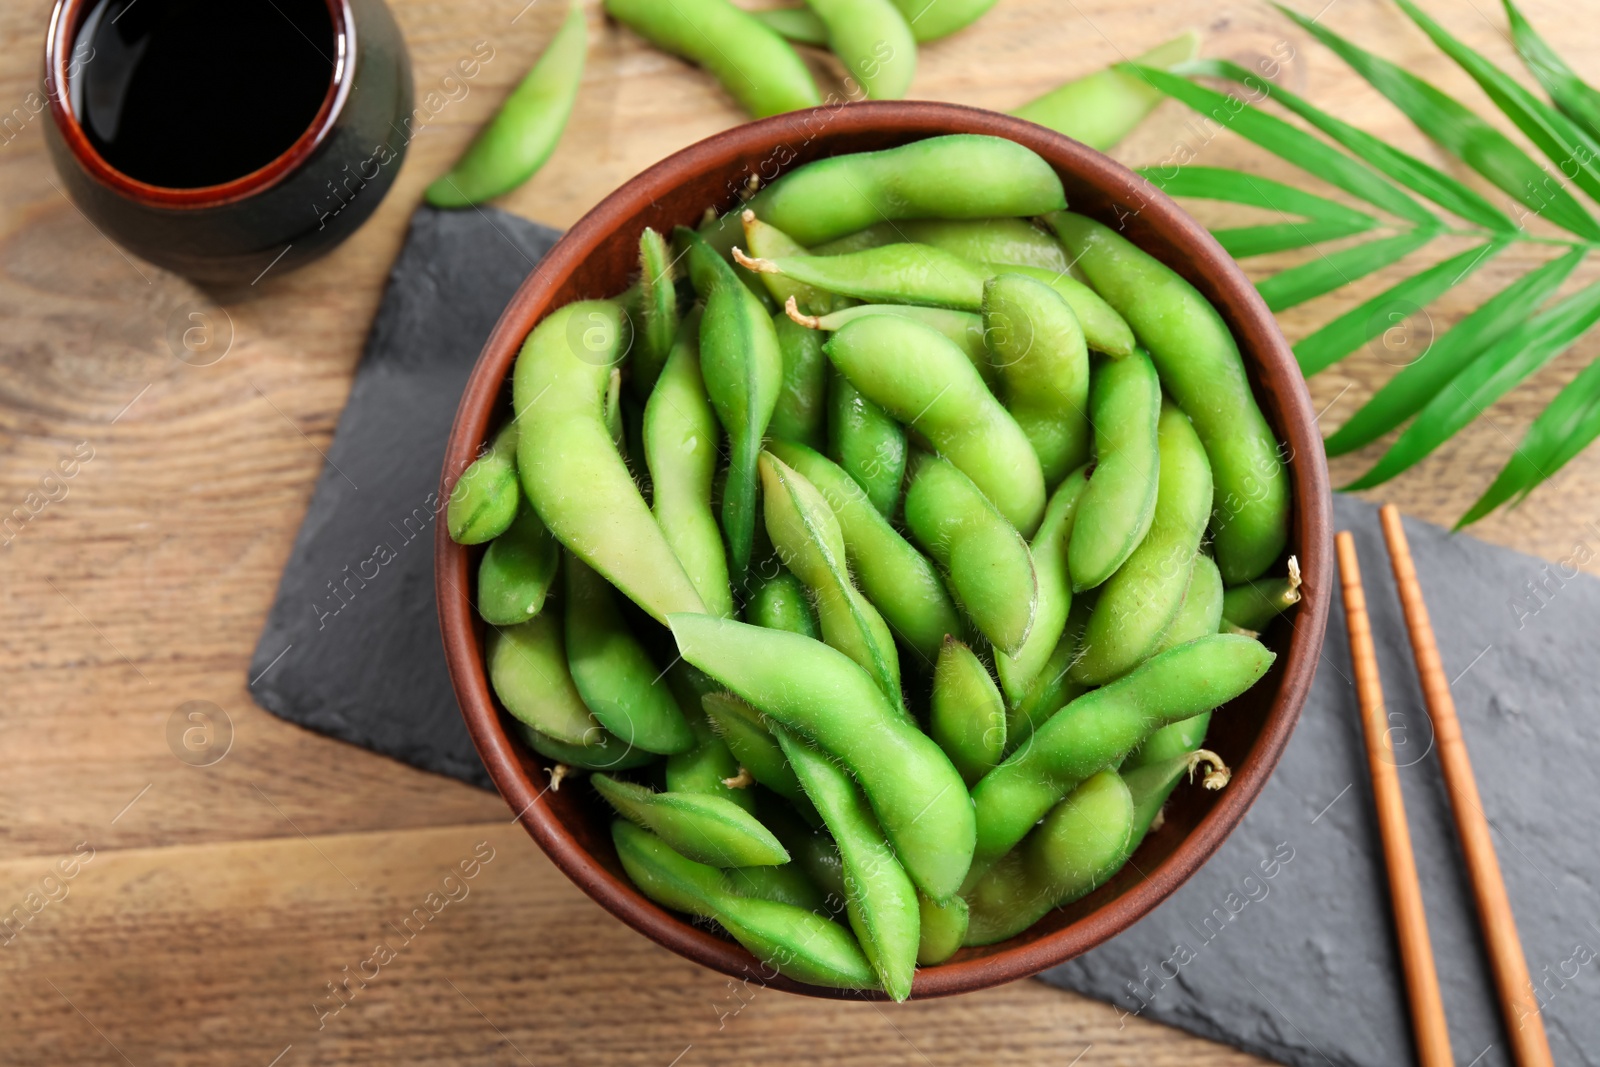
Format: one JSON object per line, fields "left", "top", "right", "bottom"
{"left": 436, "top": 100, "right": 1332, "bottom": 999}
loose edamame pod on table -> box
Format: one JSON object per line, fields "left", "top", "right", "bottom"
{"left": 889, "top": 0, "right": 996, "bottom": 42}
{"left": 969, "top": 634, "right": 1275, "bottom": 880}
{"left": 477, "top": 502, "right": 560, "bottom": 625}
{"left": 803, "top": 0, "right": 916, "bottom": 101}
{"left": 591, "top": 773, "right": 788, "bottom": 868}
{"left": 929, "top": 637, "right": 1007, "bottom": 786}
{"left": 668, "top": 615, "right": 976, "bottom": 902}
{"left": 758, "top": 452, "right": 902, "bottom": 706}
{"left": 826, "top": 314, "right": 1046, "bottom": 534}
{"left": 1073, "top": 401, "right": 1213, "bottom": 685}
{"left": 904, "top": 453, "right": 1038, "bottom": 657}
{"left": 745, "top": 567, "right": 819, "bottom": 639}
{"left": 565, "top": 555, "right": 695, "bottom": 754}
{"left": 1011, "top": 32, "right": 1200, "bottom": 151}
{"left": 1049, "top": 212, "right": 1290, "bottom": 585}
{"left": 643, "top": 312, "right": 734, "bottom": 619}
{"left": 681, "top": 227, "right": 784, "bottom": 591}
{"left": 811, "top": 217, "right": 1072, "bottom": 273}
{"left": 448, "top": 420, "right": 520, "bottom": 545}
{"left": 962, "top": 770, "right": 1134, "bottom": 946}
{"left": 612, "top": 821, "right": 876, "bottom": 990}
{"left": 603, "top": 0, "right": 821, "bottom": 119}
{"left": 1068, "top": 349, "right": 1162, "bottom": 592}
{"left": 488, "top": 612, "right": 603, "bottom": 747}
{"left": 983, "top": 273, "right": 1092, "bottom": 485}
{"left": 1221, "top": 558, "right": 1303, "bottom": 632}
{"left": 425, "top": 0, "right": 586, "bottom": 207}
{"left": 777, "top": 727, "right": 920, "bottom": 1001}
{"left": 749, "top": 6, "right": 829, "bottom": 47}
{"left": 996, "top": 465, "right": 1089, "bottom": 704}
{"left": 631, "top": 227, "right": 679, "bottom": 395}
{"left": 827, "top": 369, "right": 907, "bottom": 519}
{"left": 513, "top": 300, "right": 706, "bottom": 623}
{"left": 767, "top": 440, "right": 964, "bottom": 664}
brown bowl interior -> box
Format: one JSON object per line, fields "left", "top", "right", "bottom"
{"left": 436, "top": 101, "right": 1333, "bottom": 1000}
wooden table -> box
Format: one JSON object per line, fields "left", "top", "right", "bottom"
{"left": 3, "top": 0, "right": 1596, "bottom": 1062}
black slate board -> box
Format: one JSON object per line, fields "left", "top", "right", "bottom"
{"left": 250, "top": 205, "right": 1600, "bottom": 1066}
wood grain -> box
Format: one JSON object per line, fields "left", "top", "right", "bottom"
{"left": 1, "top": 0, "right": 1596, "bottom": 1060}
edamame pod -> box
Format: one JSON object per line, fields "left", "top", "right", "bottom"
{"left": 1127, "top": 554, "right": 1226, "bottom": 771}
{"left": 1125, "top": 749, "right": 1230, "bottom": 847}
{"left": 1067, "top": 349, "right": 1161, "bottom": 592}
{"left": 759, "top": 453, "right": 902, "bottom": 704}
{"left": 682, "top": 228, "right": 784, "bottom": 591}
{"left": 828, "top": 369, "right": 906, "bottom": 518}
{"left": 929, "top": 637, "right": 1007, "bottom": 786}
{"left": 983, "top": 273, "right": 1091, "bottom": 485}
{"left": 827, "top": 315, "right": 1046, "bottom": 533}
{"left": 488, "top": 613, "right": 602, "bottom": 746}
{"left": 1005, "top": 595, "right": 1092, "bottom": 751}
{"left": 565, "top": 556, "right": 695, "bottom": 754}
{"left": 739, "top": 243, "right": 987, "bottom": 310}
{"left": 448, "top": 421, "right": 520, "bottom": 545}
{"left": 1012, "top": 32, "right": 1200, "bottom": 151}
{"left": 513, "top": 300, "right": 705, "bottom": 623}
{"left": 1073, "top": 401, "right": 1213, "bottom": 684}
{"left": 769, "top": 311, "right": 830, "bottom": 452}
{"left": 742, "top": 211, "right": 841, "bottom": 315}
{"left": 592, "top": 773, "right": 788, "bottom": 867}
{"left": 746, "top": 567, "right": 819, "bottom": 639}
{"left": 996, "top": 466, "right": 1088, "bottom": 703}
{"left": 725, "top": 862, "right": 830, "bottom": 913}
{"left": 969, "top": 634, "right": 1275, "bottom": 877}
{"left": 643, "top": 315, "right": 734, "bottom": 619}
{"left": 701, "top": 693, "right": 807, "bottom": 807}
{"left": 477, "top": 502, "right": 561, "bottom": 625}
{"left": 778, "top": 728, "right": 920, "bottom": 1001}
{"left": 759, "top": 796, "right": 848, "bottom": 906}
{"left": 805, "top": 0, "right": 916, "bottom": 100}
{"left": 631, "top": 227, "right": 679, "bottom": 395}
{"left": 1221, "top": 558, "right": 1303, "bottom": 632}
{"left": 1049, "top": 212, "right": 1290, "bottom": 584}
{"left": 511, "top": 720, "right": 657, "bottom": 772}
{"left": 904, "top": 453, "right": 1038, "bottom": 656}
{"left": 665, "top": 668, "right": 754, "bottom": 813}
{"left": 767, "top": 440, "right": 964, "bottom": 664}
{"left": 962, "top": 770, "right": 1134, "bottom": 945}
{"left": 787, "top": 300, "right": 991, "bottom": 382}
{"left": 811, "top": 217, "right": 1072, "bottom": 273}
{"left": 669, "top": 614, "right": 976, "bottom": 902}
{"left": 603, "top": 0, "right": 822, "bottom": 118}
{"left": 425, "top": 0, "right": 586, "bottom": 207}
{"left": 612, "top": 821, "right": 876, "bottom": 990}
{"left": 889, "top": 0, "right": 995, "bottom": 41}
{"left": 975, "top": 264, "right": 1136, "bottom": 360}
{"left": 750, "top": 6, "right": 829, "bottom": 46}
{"left": 741, "top": 135, "right": 1066, "bottom": 246}
{"left": 917, "top": 892, "right": 969, "bottom": 965}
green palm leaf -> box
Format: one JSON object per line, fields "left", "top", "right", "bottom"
{"left": 1139, "top": 166, "right": 1378, "bottom": 256}
{"left": 1215, "top": 218, "right": 1380, "bottom": 259}
{"left": 1258, "top": 230, "right": 1435, "bottom": 312}
{"left": 1278, "top": 4, "right": 1600, "bottom": 241}
{"left": 1502, "top": 0, "right": 1600, "bottom": 143}
{"left": 1324, "top": 248, "right": 1585, "bottom": 455}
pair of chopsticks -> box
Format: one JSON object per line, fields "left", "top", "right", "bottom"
{"left": 1336, "top": 505, "right": 1553, "bottom": 1067}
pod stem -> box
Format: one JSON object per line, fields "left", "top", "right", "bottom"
{"left": 731, "top": 247, "right": 779, "bottom": 274}
{"left": 547, "top": 763, "right": 573, "bottom": 792}
{"left": 1187, "top": 748, "right": 1232, "bottom": 791}
{"left": 784, "top": 296, "right": 823, "bottom": 329}
{"left": 722, "top": 767, "right": 755, "bottom": 789}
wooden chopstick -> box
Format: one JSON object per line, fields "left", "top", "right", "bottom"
{"left": 1336, "top": 531, "right": 1455, "bottom": 1067}
{"left": 1379, "top": 505, "right": 1555, "bottom": 1067}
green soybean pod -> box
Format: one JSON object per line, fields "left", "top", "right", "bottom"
{"left": 488, "top": 613, "right": 602, "bottom": 747}
{"left": 1005, "top": 595, "right": 1092, "bottom": 751}
{"left": 1049, "top": 211, "right": 1289, "bottom": 585}
{"left": 828, "top": 315, "right": 1046, "bottom": 534}
{"left": 565, "top": 556, "right": 695, "bottom": 754}
{"left": 631, "top": 227, "right": 680, "bottom": 396}
{"left": 767, "top": 439, "right": 964, "bottom": 664}
{"left": 742, "top": 211, "right": 842, "bottom": 315}
{"left": 828, "top": 368, "right": 906, "bottom": 519}
{"left": 811, "top": 218, "right": 1072, "bottom": 273}
{"left": 1126, "top": 554, "right": 1226, "bottom": 772}
{"left": 665, "top": 667, "right": 754, "bottom": 813}
{"left": 681, "top": 228, "right": 784, "bottom": 591}
{"left": 904, "top": 453, "right": 1038, "bottom": 657}
{"left": 739, "top": 243, "right": 987, "bottom": 310}
{"left": 983, "top": 274, "right": 1091, "bottom": 486}
{"left": 889, "top": 0, "right": 995, "bottom": 41}
{"left": 917, "top": 892, "right": 969, "bottom": 965}
{"left": 929, "top": 637, "right": 1007, "bottom": 786}
{"left": 1222, "top": 559, "right": 1303, "bottom": 632}
{"left": 758, "top": 796, "right": 848, "bottom": 907}
{"left": 962, "top": 770, "right": 1134, "bottom": 946}
{"left": 511, "top": 720, "right": 658, "bottom": 772}
{"left": 514, "top": 300, "right": 705, "bottom": 623}
{"left": 741, "top": 135, "right": 1066, "bottom": 246}
{"left": 448, "top": 420, "right": 521, "bottom": 545}
{"left": 603, "top": 0, "right": 821, "bottom": 118}
{"left": 1012, "top": 32, "right": 1200, "bottom": 150}
{"left": 700, "top": 693, "right": 808, "bottom": 807}
{"left": 1125, "top": 749, "right": 1230, "bottom": 847}
{"left": 749, "top": 6, "right": 829, "bottom": 46}
{"left": 643, "top": 315, "right": 734, "bottom": 620}
{"left": 669, "top": 614, "right": 976, "bottom": 902}
{"left": 804, "top": 0, "right": 915, "bottom": 100}
{"left": 746, "top": 567, "right": 820, "bottom": 639}
{"left": 974, "top": 264, "right": 1136, "bottom": 360}
{"left": 759, "top": 453, "right": 902, "bottom": 704}
{"left": 1073, "top": 401, "right": 1213, "bottom": 684}
{"left": 769, "top": 313, "right": 829, "bottom": 450}
{"left": 777, "top": 728, "right": 920, "bottom": 1001}
{"left": 968, "top": 634, "right": 1274, "bottom": 878}
{"left": 477, "top": 503, "right": 561, "bottom": 626}
{"left": 789, "top": 301, "right": 990, "bottom": 382}
{"left": 612, "top": 821, "right": 877, "bottom": 990}
{"left": 425, "top": 0, "right": 586, "bottom": 207}
{"left": 592, "top": 773, "right": 788, "bottom": 867}
{"left": 724, "top": 862, "right": 830, "bottom": 913}
{"left": 996, "top": 466, "right": 1089, "bottom": 704}
{"left": 1067, "top": 349, "right": 1162, "bottom": 592}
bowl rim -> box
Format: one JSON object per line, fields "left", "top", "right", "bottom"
{"left": 435, "top": 99, "right": 1333, "bottom": 999}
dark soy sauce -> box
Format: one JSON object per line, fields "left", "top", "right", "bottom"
{"left": 72, "top": 0, "right": 336, "bottom": 189}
